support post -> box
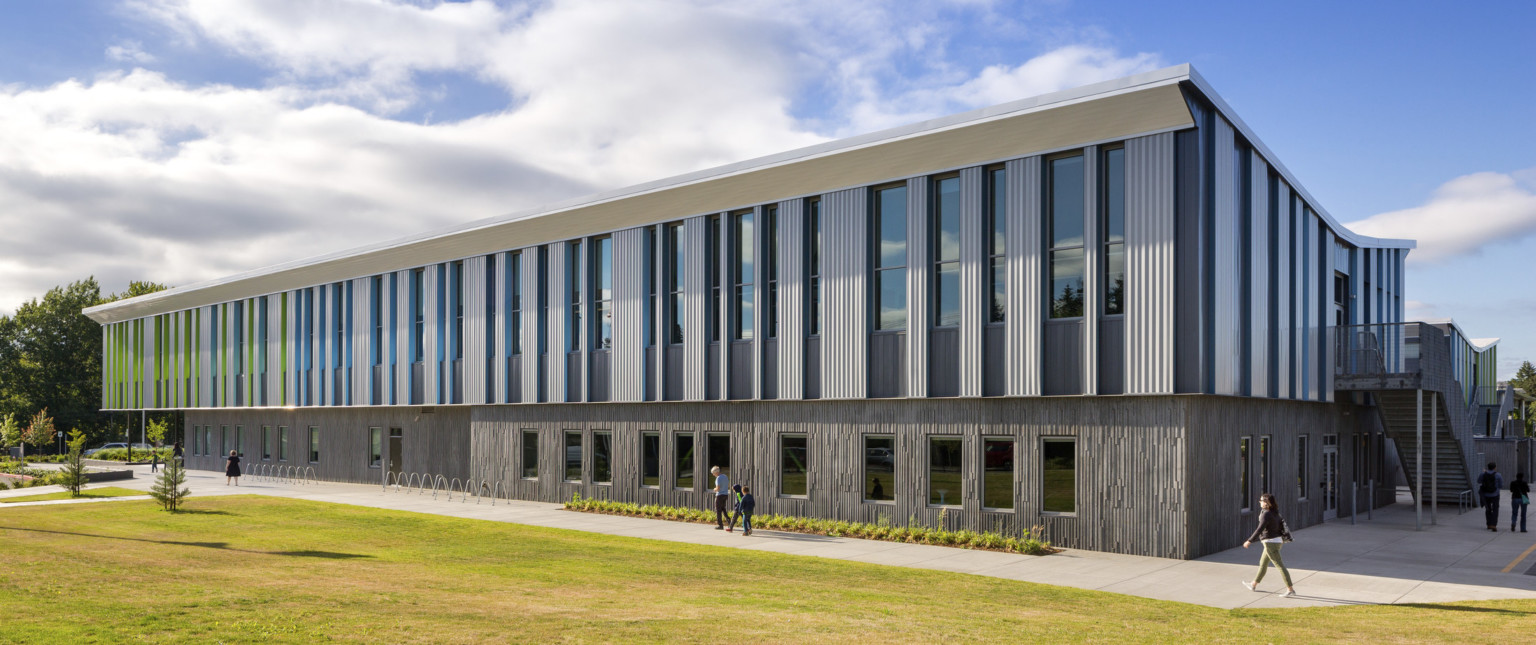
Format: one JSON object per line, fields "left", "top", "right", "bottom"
{"left": 1368, "top": 478, "right": 1374, "bottom": 521}
{"left": 1416, "top": 388, "right": 1423, "bottom": 531}
{"left": 1351, "top": 481, "right": 1357, "bottom": 525}
{"left": 1431, "top": 393, "right": 1438, "bottom": 526}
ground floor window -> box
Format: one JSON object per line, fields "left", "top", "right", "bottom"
{"left": 1297, "top": 434, "right": 1308, "bottom": 500}
{"left": 235, "top": 426, "right": 244, "bottom": 457}
{"left": 675, "top": 433, "right": 695, "bottom": 490}
{"left": 593, "top": 431, "right": 612, "bottom": 484}
{"left": 192, "top": 425, "right": 200, "bottom": 455}
{"left": 564, "top": 431, "right": 582, "bottom": 482}
{"left": 220, "top": 425, "right": 229, "bottom": 456}
{"left": 521, "top": 430, "right": 538, "bottom": 479}
{"left": 928, "top": 436, "right": 962, "bottom": 507}
{"left": 983, "top": 437, "right": 1014, "bottom": 510}
{"left": 261, "top": 426, "right": 272, "bottom": 460}
{"left": 308, "top": 426, "right": 320, "bottom": 463}
{"left": 864, "top": 435, "right": 894, "bottom": 502}
{"left": 641, "top": 432, "right": 660, "bottom": 487}
{"left": 780, "top": 434, "right": 808, "bottom": 497}
{"left": 278, "top": 426, "right": 289, "bottom": 461}
{"left": 1259, "top": 435, "right": 1271, "bottom": 496}
{"left": 1239, "top": 436, "right": 1251, "bottom": 512}
{"left": 368, "top": 427, "right": 382, "bottom": 468}
{"left": 1042, "top": 438, "right": 1076, "bottom": 514}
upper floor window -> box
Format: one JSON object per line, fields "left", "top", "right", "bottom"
{"left": 411, "top": 268, "right": 425, "bottom": 362}
{"left": 873, "top": 184, "right": 908, "bottom": 331}
{"left": 666, "top": 223, "right": 685, "bottom": 344}
{"left": 371, "top": 276, "right": 384, "bottom": 366}
{"left": 764, "top": 205, "right": 778, "bottom": 339}
{"left": 733, "top": 210, "right": 754, "bottom": 340}
{"left": 453, "top": 260, "right": 464, "bottom": 360}
{"left": 484, "top": 255, "right": 496, "bottom": 360}
{"left": 592, "top": 236, "right": 613, "bottom": 350}
{"left": 932, "top": 175, "right": 961, "bottom": 327}
{"left": 507, "top": 251, "right": 522, "bottom": 355}
{"left": 568, "top": 241, "right": 582, "bottom": 352}
{"left": 987, "top": 166, "right": 1006, "bottom": 323}
{"left": 806, "top": 198, "right": 821, "bottom": 336}
{"left": 333, "top": 284, "right": 345, "bottom": 368}
{"left": 1048, "top": 154, "right": 1085, "bottom": 319}
{"left": 708, "top": 215, "right": 722, "bottom": 342}
{"left": 1102, "top": 147, "right": 1125, "bottom": 316}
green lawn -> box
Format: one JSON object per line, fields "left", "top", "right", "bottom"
{"left": 0, "top": 497, "right": 1530, "bottom": 643}
{"left": 0, "top": 486, "right": 146, "bottom": 503}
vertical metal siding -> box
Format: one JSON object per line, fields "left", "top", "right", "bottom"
{"left": 1273, "top": 182, "right": 1292, "bottom": 399}
{"left": 683, "top": 216, "right": 708, "bottom": 401}
{"left": 715, "top": 215, "right": 730, "bottom": 400}
{"left": 750, "top": 204, "right": 766, "bottom": 400}
{"left": 423, "top": 266, "right": 441, "bottom": 405}
{"left": 545, "top": 243, "right": 568, "bottom": 404}
{"left": 1082, "top": 145, "right": 1100, "bottom": 396}
{"left": 223, "top": 302, "right": 235, "bottom": 406}
{"left": 1210, "top": 120, "right": 1240, "bottom": 395}
{"left": 1321, "top": 227, "right": 1336, "bottom": 403}
{"left": 1006, "top": 156, "right": 1042, "bottom": 396}
{"left": 905, "top": 176, "right": 930, "bottom": 399}
{"left": 822, "top": 187, "right": 868, "bottom": 400}
{"left": 1124, "top": 133, "right": 1176, "bottom": 395}
{"left": 464, "top": 258, "right": 487, "bottom": 405}
{"left": 1297, "top": 207, "right": 1314, "bottom": 401}
{"left": 613, "top": 228, "right": 647, "bottom": 402}
{"left": 491, "top": 253, "right": 508, "bottom": 403}
{"left": 350, "top": 278, "right": 367, "bottom": 405}
{"left": 393, "top": 270, "right": 411, "bottom": 405}
{"left": 957, "top": 166, "right": 984, "bottom": 398}
{"left": 775, "top": 199, "right": 805, "bottom": 400}
{"left": 1248, "top": 151, "right": 1270, "bottom": 398}
{"left": 573, "top": 239, "right": 587, "bottom": 403}
{"left": 651, "top": 226, "right": 667, "bottom": 400}
{"left": 199, "top": 309, "right": 213, "bottom": 407}
{"left": 519, "top": 249, "right": 540, "bottom": 404}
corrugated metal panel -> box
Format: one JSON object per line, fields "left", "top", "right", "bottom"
{"left": 1248, "top": 151, "right": 1270, "bottom": 397}
{"left": 749, "top": 205, "right": 766, "bottom": 400}
{"left": 822, "top": 187, "right": 868, "bottom": 399}
{"left": 715, "top": 216, "right": 730, "bottom": 399}
{"left": 519, "top": 250, "right": 540, "bottom": 404}
{"left": 464, "top": 257, "right": 487, "bottom": 405}
{"left": 1296, "top": 207, "right": 1313, "bottom": 401}
{"left": 545, "top": 243, "right": 568, "bottom": 404}
{"left": 199, "top": 309, "right": 212, "bottom": 407}
{"left": 424, "top": 265, "right": 441, "bottom": 405}
{"left": 957, "top": 166, "right": 984, "bottom": 398}
{"left": 345, "top": 282, "right": 361, "bottom": 405}
{"left": 651, "top": 226, "right": 667, "bottom": 400}
{"left": 1081, "top": 145, "right": 1100, "bottom": 396}
{"left": 572, "top": 239, "right": 587, "bottom": 403}
{"left": 492, "top": 253, "right": 509, "bottom": 404}
{"left": 613, "top": 228, "right": 646, "bottom": 402}
{"left": 1210, "top": 120, "right": 1240, "bottom": 395}
{"left": 905, "top": 176, "right": 930, "bottom": 399}
{"left": 1124, "top": 134, "right": 1175, "bottom": 395}
{"left": 775, "top": 199, "right": 805, "bottom": 400}
{"left": 394, "top": 271, "right": 410, "bottom": 405}
{"left": 683, "top": 216, "right": 707, "bottom": 401}
{"left": 1273, "top": 182, "right": 1292, "bottom": 399}
{"left": 1006, "top": 156, "right": 1042, "bottom": 396}
{"left": 1321, "top": 227, "right": 1336, "bottom": 403}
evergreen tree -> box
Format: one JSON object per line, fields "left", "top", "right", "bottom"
{"left": 56, "top": 429, "right": 90, "bottom": 497}
{"left": 150, "top": 454, "right": 191, "bottom": 512}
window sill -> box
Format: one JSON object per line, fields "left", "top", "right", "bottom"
{"left": 777, "top": 494, "right": 809, "bottom": 500}
{"left": 1041, "top": 511, "right": 1077, "bottom": 517}
{"left": 927, "top": 504, "right": 964, "bottom": 510}
{"left": 862, "top": 500, "right": 896, "bottom": 505}
{"left": 982, "top": 507, "right": 1015, "bottom": 513}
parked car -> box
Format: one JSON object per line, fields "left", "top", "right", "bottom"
{"left": 865, "top": 447, "right": 894, "bottom": 467}
{"left": 984, "top": 442, "right": 1014, "bottom": 469}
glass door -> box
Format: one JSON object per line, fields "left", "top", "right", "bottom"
{"left": 1322, "top": 434, "right": 1338, "bottom": 520}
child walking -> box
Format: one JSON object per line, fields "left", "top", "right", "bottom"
{"left": 739, "top": 486, "right": 755, "bottom": 536}
{"left": 727, "top": 484, "right": 743, "bottom": 532}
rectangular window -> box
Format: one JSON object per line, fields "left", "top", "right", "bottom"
{"left": 564, "top": 430, "right": 582, "bottom": 482}
{"left": 933, "top": 175, "right": 961, "bottom": 327}
{"left": 765, "top": 205, "right": 778, "bottom": 339}
{"left": 873, "top": 185, "right": 908, "bottom": 331}
{"left": 641, "top": 432, "right": 660, "bottom": 487}
{"left": 707, "top": 215, "right": 721, "bottom": 342}
{"left": 987, "top": 166, "right": 1006, "bottom": 323}
{"left": 261, "top": 426, "right": 272, "bottom": 460}
{"left": 369, "top": 427, "right": 382, "bottom": 468}
{"left": 779, "top": 434, "right": 808, "bottom": 497}
{"left": 372, "top": 275, "right": 384, "bottom": 366}
{"left": 806, "top": 198, "right": 821, "bottom": 336}
{"left": 1102, "top": 147, "right": 1125, "bottom": 315}
{"left": 412, "top": 268, "right": 425, "bottom": 362}
{"left": 675, "top": 433, "right": 695, "bottom": 490}
{"left": 278, "top": 426, "right": 288, "bottom": 461}
{"left": 928, "top": 436, "right": 962, "bottom": 506}
{"left": 645, "top": 228, "right": 657, "bottom": 348}
{"left": 235, "top": 426, "right": 244, "bottom": 457}
{"left": 1240, "top": 436, "right": 1251, "bottom": 512}
{"left": 591, "top": 431, "right": 612, "bottom": 484}
{"left": 521, "top": 430, "right": 538, "bottom": 479}
{"left": 308, "top": 426, "right": 320, "bottom": 463}
{"left": 864, "top": 435, "right": 895, "bottom": 502}
{"left": 508, "top": 251, "right": 522, "bottom": 355}
{"left": 983, "top": 437, "right": 1014, "bottom": 510}
{"left": 453, "top": 261, "right": 465, "bottom": 360}
{"left": 666, "top": 223, "right": 685, "bottom": 344}
{"left": 1042, "top": 438, "right": 1076, "bottom": 514}
{"left": 733, "top": 210, "right": 755, "bottom": 340}
{"left": 568, "top": 241, "right": 582, "bottom": 352}
{"left": 1297, "top": 434, "right": 1309, "bottom": 500}
{"left": 592, "top": 237, "right": 613, "bottom": 350}
{"left": 1048, "top": 154, "right": 1086, "bottom": 318}
{"left": 1259, "top": 435, "right": 1271, "bottom": 497}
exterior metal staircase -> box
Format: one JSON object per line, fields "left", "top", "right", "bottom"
{"left": 1335, "top": 323, "right": 1482, "bottom": 508}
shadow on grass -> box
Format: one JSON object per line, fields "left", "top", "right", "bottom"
{"left": 0, "top": 526, "right": 373, "bottom": 560}
{"left": 171, "top": 509, "right": 235, "bottom": 516}
{"left": 1394, "top": 603, "right": 1536, "bottom": 615}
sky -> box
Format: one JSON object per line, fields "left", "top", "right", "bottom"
{"left": 0, "top": 0, "right": 1532, "bottom": 378}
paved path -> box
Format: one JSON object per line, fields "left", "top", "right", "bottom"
{"left": 4, "top": 465, "right": 1535, "bottom": 609}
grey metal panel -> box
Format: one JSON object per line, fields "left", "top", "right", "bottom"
{"left": 353, "top": 277, "right": 370, "bottom": 406}
{"left": 224, "top": 301, "right": 235, "bottom": 406}
{"left": 545, "top": 242, "right": 567, "bottom": 404}
{"left": 1210, "top": 119, "right": 1240, "bottom": 396}
{"left": 200, "top": 308, "right": 213, "bottom": 407}
{"left": 1297, "top": 205, "right": 1313, "bottom": 401}
{"left": 1173, "top": 128, "right": 1203, "bottom": 394}
{"left": 1098, "top": 316, "right": 1125, "bottom": 394}
{"left": 905, "top": 176, "right": 929, "bottom": 399}
{"left": 613, "top": 228, "right": 646, "bottom": 402}
{"left": 1248, "top": 151, "right": 1270, "bottom": 398}
{"left": 761, "top": 339, "right": 778, "bottom": 400}
{"left": 519, "top": 250, "right": 540, "bottom": 404}
{"left": 715, "top": 212, "right": 730, "bottom": 401}
{"left": 426, "top": 265, "right": 444, "bottom": 405}
{"left": 868, "top": 332, "right": 907, "bottom": 398}
{"left": 982, "top": 325, "right": 1005, "bottom": 396}
{"left": 1043, "top": 322, "right": 1083, "bottom": 396}
{"left": 683, "top": 216, "right": 707, "bottom": 401}
{"left": 1005, "top": 156, "right": 1042, "bottom": 397}
{"left": 821, "top": 188, "right": 868, "bottom": 400}
{"left": 750, "top": 205, "right": 766, "bottom": 401}
{"left": 729, "top": 342, "right": 753, "bottom": 399}
{"left": 1273, "top": 182, "right": 1291, "bottom": 399}
{"left": 573, "top": 239, "right": 587, "bottom": 403}
{"left": 958, "top": 166, "right": 984, "bottom": 398}
{"left": 1123, "top": 133, "right": 1175, "bottom": 395}
{"left": 1082, "top": 145, "right": 1100, "bottom": 396}
{"left": 665, "top": 345, "right": 684, "bottom": 400}
{"left": 775, "top": 199, "right": 804, "bottom": 400}
{"left": 804, "top": 337, "right": 821, "bottom": 399}
{"left": 463, "top": 258, "right": 487, "bottom": 405}
{"left": 491, "top": 252, "right": 508, "bottom": 404}
{"left": 394, "top": 270, "right": 410, "bottom": 406}
{"left": 928, "top": 329, "right": 959, "bottom": 397}
{"left": 706, "top": 343, "right": 721, "bottom": 401}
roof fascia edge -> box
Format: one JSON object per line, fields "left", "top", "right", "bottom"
{"left": 1182, "top": 67, "right": 1415, "bottom": 251}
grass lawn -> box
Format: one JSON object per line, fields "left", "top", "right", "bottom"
{"left": 0, "top": 486, "right": 146, "bottom": 503}
{"left": 0, "top": 497, "right": 1531, "bottom": 643}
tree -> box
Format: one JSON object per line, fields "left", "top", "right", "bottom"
{"left": 149, "top": 455, "right": 191, "bottom": 512}
{"left": 22, "top": 408, "right": 55, "bottom": 460}
{"left": 146, "top": 417, "right": 169, "bottom": 447}
{"left": 0, "top": 414, "right": 19, "bottom": 456}
{"left": 56, "top": 429, "right": 90, "bottom": 498}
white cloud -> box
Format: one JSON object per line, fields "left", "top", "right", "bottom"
{"left": 105, "top": 41, "right": 157, "bottom": 64}
{"left": 1346, "top": 168, "right": 1536, "bottom": 263}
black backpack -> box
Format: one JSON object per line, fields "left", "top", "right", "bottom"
{"left": 1480, "top": 472, "right": 1498, "bottom": 496}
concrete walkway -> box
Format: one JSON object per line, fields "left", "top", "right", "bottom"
{"left": 4, "top": 465, "right": 1535, "bottom": 609}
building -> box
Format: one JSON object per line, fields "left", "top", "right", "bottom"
{"left": 84, "top": 65, "right": 1502, "bottom": 558}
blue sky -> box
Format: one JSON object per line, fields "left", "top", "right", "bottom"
{"left": 0, "top": 0, "right": 1531, "bottom": 377}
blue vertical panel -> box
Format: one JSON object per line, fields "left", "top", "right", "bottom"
{"left": 957, "top": 166, "right": 985, "bottom": 398}
{"left": 545, "top": 242, "right": 568, "bottom": 404}
{"left": 1248, "top": 151, "right": 1270, "bottom": 398}
{"left": 1123, "top": 134, "right": 1176, "bottom": 395}
{"left": 1082, "top": 145, "right": 1100, "bottom": 396}
{"left": 1005, "top": 156, "right": 1042, "bottom": 396}
{"left": 613, "top": 228, "right": 647, "bottom": 402}
{"left": 1298, "top": 207, "right": 1314, "bottom": 401}
{"left": 775, "top": 199, "right": 805, "bottom": 400}
{"left": 520, "top": 249, "right": 541, "bottom": 404}
{"left": 1210, "top": 120, "right": 1240, "bottom": 396}
{"left": 1321, "top": 227, "right": 1336, "bottom": 403}
{"left": 905, "top": 176, "right": 930, "bottom": 399}
{"left": 1273, "top": 182, "right": 1292, "bottom": 399}
{"left": 821, "top": 187, "right": 869, "bottom": 400}
{"left": 683, "top": 216, "right": 707, "bottom": 401}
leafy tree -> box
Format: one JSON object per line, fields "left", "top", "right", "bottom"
{"left": 0, "top": 414, "right": 19, "bottom": 455}
{"left": 57, "top": 429, "right": 90, "bottom": 497}
{"left": 22, "top": 408, "right": 55, "bottom": 460}
{"left": 150, "top": 455, "right": 191, "bottom": 512}
{"left": 146, "top": 417, "right": 169, "bottom": 447}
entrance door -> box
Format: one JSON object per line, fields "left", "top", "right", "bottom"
{"left": 388, "top": 427, "right": 403, "bottom": 478}
{"left": 1322, "top": 434, "right": 1338, "bottom": 520}
{"left": 707, "top": 433, "right": 731, "bottom": 481}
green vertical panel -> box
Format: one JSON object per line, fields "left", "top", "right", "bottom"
{"left": 194, "top": 308, "right": 201, "bottom": 408}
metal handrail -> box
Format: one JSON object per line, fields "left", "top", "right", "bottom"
{"left": 1457, "top": 489, "right": 1474, "bottom": 515}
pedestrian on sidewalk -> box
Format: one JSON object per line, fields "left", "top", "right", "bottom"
{"left": 172, "top": 440, "right": 183, "bottom": 463}
{"left": 225, "top": 449, "right": 242, "bottom": 486}
{"left": 709, "top": 466, "right": 731, "bottom": 531}
{"left": 150, "top": 445, "right": 160, "bottom": 473}
{"left": 727, "top": 484, "right": 744, "bottom": 531}
{"left": 739, "top": 486, "right": 755, "bottom": 536}
{"left": 1479, "top": 462, "right": 1503, "bottom": 532}
{"left": 1511, "top": 472, "right": 1530, "bottom": 533}
{"left": 1242, "top": 493, "right": 1296, "bottom": 598}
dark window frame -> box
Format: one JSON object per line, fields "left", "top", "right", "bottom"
{"left": 986, "top": 165, "right": 1007, "bottom": 324}
{"left": 931, "top": 174, "right": 962, "bottom": 328}
{"left": 806, "top": 197, "right": 822, "bottom": 337}
{"left": 1101, "top": 145, "right": 1126, "bottom": 317}
{"left": 862, "top": 434, "right": 896, "bottom": 503}
{"left": 732, "top": 209, "right": 755, "bottom": 341}
{"left": 591, "top": 236, "right": 613, "bottom": 350}
{"left": 592, "top": 430, "right": 612, "bottom": 485}
{"left": 764, "top": 205, "right": 778, "bottom": 339}
{"left": 982, "top": 436, "right": 1015, "bottom": 511}
{"left": 640, "top": 431, "right": 661, "bottom": 488}
{"left": 666, "top": 223, "right": 685, "bottom": 345}
{"left": 871, "top": 183, "right": 909, "bottom": 332}
{"left": 520, "top": 429, "right": 539, "bottom": 480}
{"left": 927, "top": 435, "right": 963, "bottom": 508}
{"left": 779, "top": 433, "right": 808, "bottom": 498}
{"left": 1041, "top": 437, "right": 1077, "bottom": 515}
{"left": 1046, "top": 152, "right": 1086, "bottom": 319}
{"left": 308, "top": 426, "right": 320, "bottom": 464}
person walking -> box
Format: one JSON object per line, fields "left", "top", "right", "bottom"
{"left": 1511, "top": 473, "right": 1530, "bottom": 533}
{"left": 150, "top": 443, "right": 160, "bottom": 473}
{"left": 709, "top": 465, "right": 731, "bottom": 531}
{"left": 1479, "top": 462, "right": 1503, "bottom": 532}
{"left": 172, "top": 440, "right": 184, "bottom": 463}
{"left": 1242, "top": 493, "right": 1296, "bottom": 598}
{"left": 225, "top": 449, "right": 242, "bottom": 486}
{"left": 739, "top": 486, "right": 756, "bottom": 536}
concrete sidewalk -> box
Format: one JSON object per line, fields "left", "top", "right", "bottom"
{"left": 4, "top": 465, "right": 1535, "bottom": 609}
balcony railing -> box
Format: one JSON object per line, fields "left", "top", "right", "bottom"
{"left": 1334, "top": 322, "right": 1422, "bottom": 378}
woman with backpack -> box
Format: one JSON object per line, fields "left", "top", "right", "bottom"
{"left": 1241, "top": 493, "right": 1296, "bottom": 598}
